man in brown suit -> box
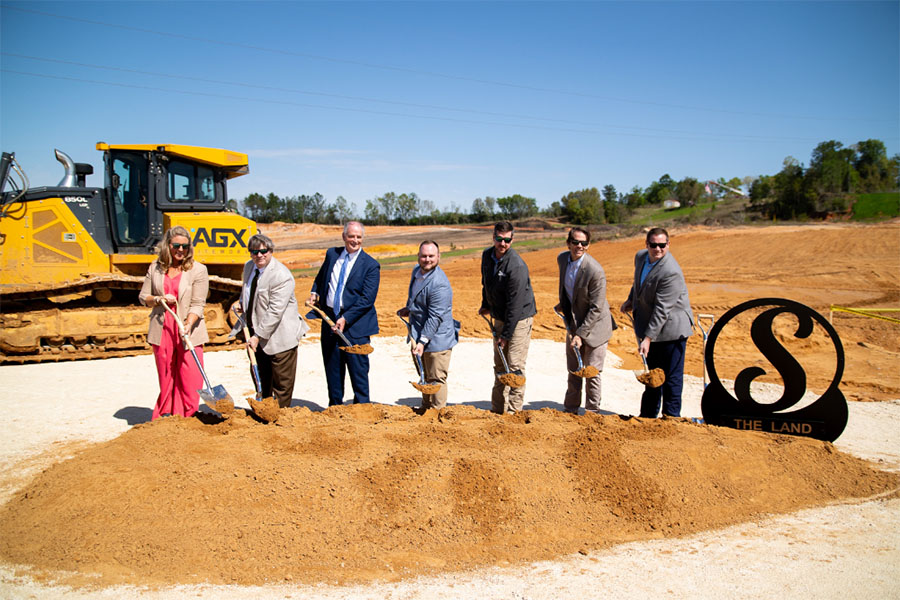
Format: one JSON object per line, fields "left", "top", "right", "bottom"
{"left": 555, "top": 227, "right": 616, "bottom": 413}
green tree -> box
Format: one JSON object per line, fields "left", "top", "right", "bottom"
{"left": 395, "top": 192, "right": 421, "bottom": 223}
{"left": 561, "top": 187, "right": 603, "bottom": 223}
{"left": 497, "top": 194, "right": 538, "bottom": 220}
{"left": 809, "top": 140, "right": 858, "bottom": 195}
{"left": 470, "top": 197, "right": 489, "bottom": 222}
{"left": 644, "top": 175, "right": 675, "bottom": 205}
{"left": 854, "top": 139, "right": 893, "bottom": 192}
{"left": 675, "top": 177, "right": 703, "bottom": 207}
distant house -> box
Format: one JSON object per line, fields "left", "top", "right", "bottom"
{"left": 663, "top": 199, "right": 681, "bottom": 210}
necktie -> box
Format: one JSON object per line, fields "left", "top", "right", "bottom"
{"left": 247, "top": 269, "right": 260, "bottom": 335}
{"left": 335, "top": 255, "right": 348, "bottom": 315}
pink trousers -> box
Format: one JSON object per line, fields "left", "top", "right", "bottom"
{"left": 151, "top": 323, "right": 203, "bottom": 420}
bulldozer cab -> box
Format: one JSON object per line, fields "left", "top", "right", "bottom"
{"left": 103, "top": 144, "right": 239, "bottom": 253}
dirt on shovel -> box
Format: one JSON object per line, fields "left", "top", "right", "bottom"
{"left": 340, "top": 343, "right": 375, "bottom": 355}
{"left": 247, "top": 396, "right": 280, "bottom": 423}
{"left": 498, "top": 372, "right": 526, "bottom": 388}
{"left": 411, "top": 381, "right": 442, "bottom": 395}
{"left": 571, "top": 365, "right": 600, "bottom": 378}
{"left": 637, "top": 368, "right": 666, "bottom": 388}
{"left": 206, "top": 398, "right": 235, "bottom": 417}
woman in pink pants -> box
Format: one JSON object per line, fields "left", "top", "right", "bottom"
{"left": 139, "top": 226, "right": 209, "bottom": 420}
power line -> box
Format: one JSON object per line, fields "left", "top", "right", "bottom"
{"left": 5, "top": 4, "right": 896, "bottom": 125}
{"left": 1, "top": 52, "right": 847, "bottom": 143}
{"left": 3, "top": 68, "right": 843, "bottom": 145}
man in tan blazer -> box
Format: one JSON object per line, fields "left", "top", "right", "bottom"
{"left": 555, "top": 227, "right": 616, "bottom": 413}
{"left": 236, "top": 233, "right": 308, "bottom": 408}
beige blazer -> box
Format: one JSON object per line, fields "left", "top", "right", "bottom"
{"left": 557, "top": 251, "right": 616, "bottom": 347}
{"left": 241, "top": 256, "right": 307, "bottom": 355}
{"left": 139, "top": 260, "right": 210, "bottom": 346}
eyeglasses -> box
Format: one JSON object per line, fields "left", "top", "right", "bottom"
{"left": 569, "top": 239, "right": 589, "bottom": 247}
{"left": 250, "top": 248, "right": 270, "bottom": 256}
{"left": 170, "top": 243, "right": 190, "bottom": 250}
{"left": 648, "top": 242, "right": 668, "bottom": 249}
{"left": 494, "top": 236, "right": 513, "bottom": 244}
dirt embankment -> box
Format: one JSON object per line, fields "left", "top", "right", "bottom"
{"left": 1, "top": 404, "right": 896, "bottom": 587}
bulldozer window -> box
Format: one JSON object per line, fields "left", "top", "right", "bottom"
{"left": 167, "top": 160, "right": 217, "bottom": 203}
{"left": 112, "top": 155, "right": 149, "bottom": 244}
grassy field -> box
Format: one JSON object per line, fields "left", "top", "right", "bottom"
{"left": 851, "top": 192, "right": 900, "bottom": 221}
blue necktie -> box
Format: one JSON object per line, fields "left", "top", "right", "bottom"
{"left": 335, "top": 255, "right": 348, "bottom": 315}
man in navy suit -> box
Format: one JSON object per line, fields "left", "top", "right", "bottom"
{"left": 397, "top": 241, "right": 460, "bottom": 410}
{"left": 308, "top": 221, "right": 380, "bottom": 405}
{"left": 621, "top": 227, "right": 694, "bottom": 418}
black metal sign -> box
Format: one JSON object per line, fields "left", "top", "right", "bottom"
{"left": 700, "top": 298, "right": 847, "bottom": 442}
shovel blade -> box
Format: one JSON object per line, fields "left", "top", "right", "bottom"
{"left": 199, "top": 385, "right": 235, "bottom": 415}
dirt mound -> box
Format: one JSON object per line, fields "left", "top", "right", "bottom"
{"left": 0, "top": 405, "right": 896, "bottom": 587}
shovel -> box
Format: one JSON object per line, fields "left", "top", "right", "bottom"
{"left": 696, "top": 313, "right": 716, "bottom": 390}
{"left": 162, "top": 302, "right": 234, "bottom": 415}
{"left": 305, "top": 302, "right": 374, "bottom": 355}
{"left": 552, "top": 307, "right": 598, "bottom": 378}
{"left": 623, "top": 311, "right": 665, "bottom": 388}
{"left": 230, "top": 306, "right": 280, "bottom": 422}
{"left": 479, "top": 313, "right": 525, "bottom": 388}
{"left": 397, "top": 315, "right": 442, "bottom": 395}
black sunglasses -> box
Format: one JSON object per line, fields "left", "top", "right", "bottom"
{"left": 170, "top": 243, "right": 190, "bottom": 250}
{"left": 494, "top": 236, "right": 513, "bottom": 243}
{"left": 569, "top": 239, "right": 589, "bottom": 247}
{"left": 648, "top": 242, "right": 668, "bottom": 249}
{"left": 250, "top": 248, "right": 270, "bottom": 256}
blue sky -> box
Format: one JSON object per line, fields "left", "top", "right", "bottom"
{"left": 2, "top": 1, "right": 897, "bottom": 214}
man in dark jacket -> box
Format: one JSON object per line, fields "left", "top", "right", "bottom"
{"left": 478, "top": 221, "right": 537, "bottom": 414}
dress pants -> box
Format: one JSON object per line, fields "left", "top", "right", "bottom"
{"left": 254, "top": 345, "right": 298, "bottom": 408}
{"left": 640, "top": 337, "right": 687, "bottom": 418}
{"left": 564, "top": 338, "right": 607, "bottom": 413}
{"left": 421, "top": 349, "right": 452, "bottom": 409}
{"left": 491, "top": 316, "right": 532, "bottom": 414}
{"left": 320, "top": 310, "right": 370, "bottom": 405}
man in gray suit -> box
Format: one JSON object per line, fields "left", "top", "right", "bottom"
{"left": 235, "top": 233, "right": 308, "bottom": 408}
{"left": 555, "top": 227, "right": 616, "bottom": 413}
{"left": 397, "top": 241, "right": 460, "bottom": 409}
{"left": 621, "top": 227, "right": 694, "bottom": 418}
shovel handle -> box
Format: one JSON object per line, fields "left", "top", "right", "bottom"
{"left": 163, "top": 302, "right": 213, "bottom": 390}
{"left": 397, "top": 314, "right": 425, "bottom": 380}
{"left": 306, "top": 302, "right": 354, "bottom": 347}
{"left": 554, "top": 308, "right": 586, "bottom": 370}
{"left": 623, "top": 310, "right": 650, "bottom": 374}
{"left": 480, "top": 313, "right": 513, "bottom": 374}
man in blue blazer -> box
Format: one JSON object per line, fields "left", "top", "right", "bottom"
{"left": 308, "top": 221, "right": 380, "bottom": 405}
{"left": 621, "top": 227, "right": 694, "bottom": 418}
{"left": 397, "top": 241, "right": 460, "bottom": 409}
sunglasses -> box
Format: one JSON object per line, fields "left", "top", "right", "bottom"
{"left": 250, "top": 248, "right": 270, "bottom": 256}
{"left": 569, "top": 239, "right": 589, "bottom": 247}
{"left": 494, "top": 236, "right": 513, "bottom": 244}
{"left": 648, "top": 242, "right": 668, "bottom": 249}
{"left": 170, "top": 243, "right": 190, "bottom": 250}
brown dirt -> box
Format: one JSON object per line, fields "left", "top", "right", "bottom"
{"left": 0, "top": 404, "right": 895, "bottom": 587}
{"left": 571, "top": 365, "right": 600, "bottom": 378}
{"left": 637, "top": 368, "right": 666, "bottom": 388}
{"left": 411, "top": 381, "right": 442, "bottom": 395}
{"left": 248, "top": 396, "right": 281, "bottom": 423}
{"left": 206, "top": 397, "right": 235, "bottom": 416}
{"left": 283, "top": 221, "right": 897, "bottom": 402}
{"left": 341, "top": 343, "right": 374, "bottom": 355}
{"left": 497, "top": 372, "right": 526, "bottom": 388}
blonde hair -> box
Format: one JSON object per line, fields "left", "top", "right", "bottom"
{"left": 156, "top": 226, "right": 195, "bottom": 271}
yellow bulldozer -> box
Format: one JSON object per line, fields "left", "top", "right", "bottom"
{"left": 0, "top": 143, "right": 258, "bottom": 363}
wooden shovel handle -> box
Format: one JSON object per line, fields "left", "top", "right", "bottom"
{"left": 305, "top": 302, "right": 353, "bottom": 346}
{"left": 162, "top": 302, "right": 193, "bottom": 351}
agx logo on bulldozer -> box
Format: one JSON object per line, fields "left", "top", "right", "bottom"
{"left": 191, "top": 227, "right": 249, "bottom": 248}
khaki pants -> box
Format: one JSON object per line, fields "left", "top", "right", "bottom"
{"left": 421, "top": 349, "right": 452, "bottom": 409}
{"left": 564, "top": 337, "right": 607, "bottom": 413}
{"left": 491, "top": 317, "right": 532, "bottom": 414}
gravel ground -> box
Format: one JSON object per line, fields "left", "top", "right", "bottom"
{"left": 1, "top": 337, "right": 898, "bottom": 599}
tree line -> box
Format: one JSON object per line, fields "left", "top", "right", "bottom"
{"left": 231, "top": 138, "right": 898, "bottom": 225}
